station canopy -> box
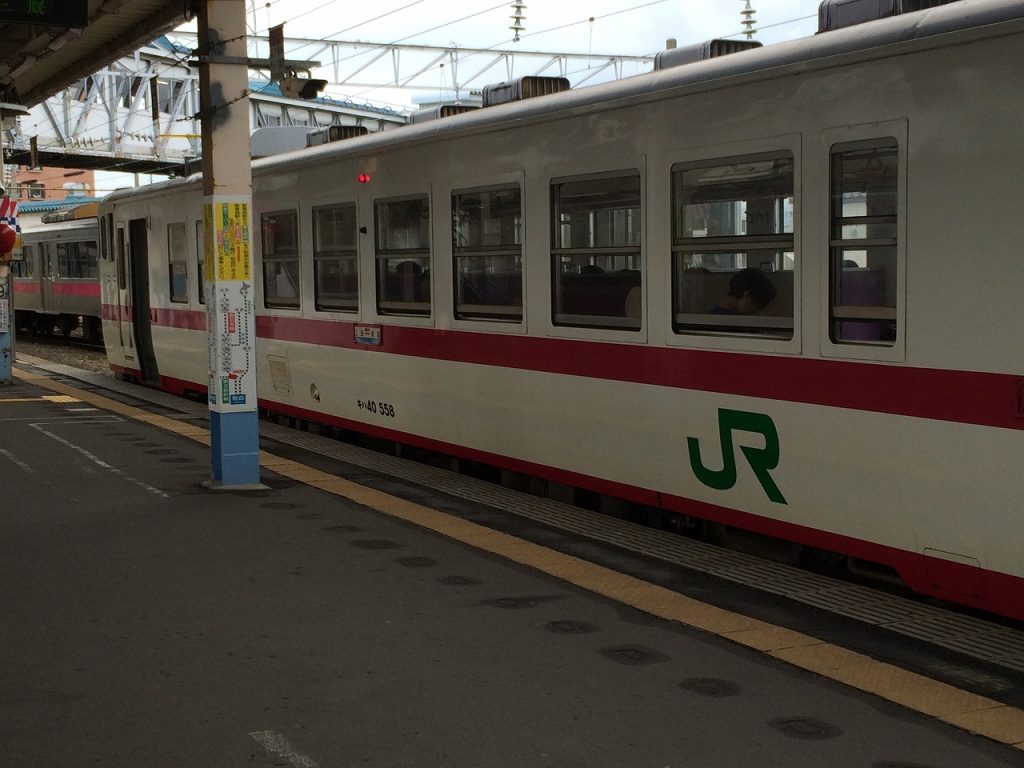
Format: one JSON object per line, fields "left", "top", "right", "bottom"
{"left": 0, "top": 0, "right": 193, "bottom": 109}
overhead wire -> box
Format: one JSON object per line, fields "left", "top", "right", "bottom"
{"left": 19, "top": 2, "right": 820, "bottom": 183}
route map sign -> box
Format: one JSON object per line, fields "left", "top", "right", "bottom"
{"left": 0, "top": 1, "right": 89, "bottom": 28}
{"left": 203, "top": 196, "right": 256, "bottom": 413}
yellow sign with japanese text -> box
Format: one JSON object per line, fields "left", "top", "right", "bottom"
{"left": 203, "top": 198, "right": 251, "bottom": 282}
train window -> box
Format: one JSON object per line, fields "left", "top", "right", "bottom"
{"left": 313, "top": 203, "right": 358, "bottom": 313}
{"left": 99, "top": 216, "right": 107, "bottom": 261}
{"left": 671, "top": 152, "right": 794, "bottom": 339}
{"left": 195, "top": 220, "right": 205, "bottom": 305}
{"left": 829, "top": 139, "right": 898, "bottom": 346}
{"left": 103, "top": 214, "right": 114, "bottom": 263}
{"left": 261, "top": 210, "right": 300, "bottom": 309}
{"left": 375, "top": 195, "right": 430, "bottom": 316}
{"left": 57, "top": 241, "right": 99, "bottom": 279}
{"left": 550, "top": 173, "right": 641, "bottom": 330}
{"left": 116, "top": 228, "right": 127, "bottom": 291}
{"left": 11, "top": 245, "right": 32, "bottom": 277}
{"left": 452, "top": 185, "right": 522, "bottom": 322}
{"left": 167, "top": 222, "right": 188, "bottom": 303}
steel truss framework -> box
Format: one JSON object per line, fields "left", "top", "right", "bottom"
{"left": 4, "top": 37, "right": 653, "bottom": 175}
{"left": 176, "top": 33, "right": 656, "bottom": 97}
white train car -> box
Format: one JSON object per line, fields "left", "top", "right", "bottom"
{"left": 13, "top": 211, "right": 102, "bottom": 340}
{"left": 99, "top": 0, "right": 1024, "bottom": 619}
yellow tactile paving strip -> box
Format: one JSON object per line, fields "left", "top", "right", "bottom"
{"left": 12, "top": 365, "right": 1024, "bottom": 749}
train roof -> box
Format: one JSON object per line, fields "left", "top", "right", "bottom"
{"left": 100, "top": 0, "right": 1024, "bottom": 206}
{"left": 258, "top": 0, "right": 1024, "bottom": 167}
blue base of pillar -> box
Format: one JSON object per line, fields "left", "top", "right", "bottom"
{"left": 1, "top": 332, "right": 12, "bottom": 386}
{"left": 210, "top": 409, "right": 263, "bottom": 487}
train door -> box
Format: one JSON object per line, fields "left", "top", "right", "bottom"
{"left": 127, "top": 218, "right": 160, "bottom": 385}
{"left": 39, "top": 240, "right": 55, "bottom": 318}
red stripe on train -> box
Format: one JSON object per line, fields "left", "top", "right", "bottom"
{"left": 51, "top": 282, "right": 101, "bottom": 297}
{"left": 106, "top": 305, "right": 1024, "bottom": 431}
{"left": 111, "top": 359, "right": 1024, "bottom": 621}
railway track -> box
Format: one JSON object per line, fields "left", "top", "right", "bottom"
{"left": 13, "top": 331, "right": 110, "bottom": 372}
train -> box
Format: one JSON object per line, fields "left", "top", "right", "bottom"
{"left": 12, "top": 204, "right": 103, "bottom": 342}
{"left": 97, "top": 0, "right": 1024, "bottom": 620}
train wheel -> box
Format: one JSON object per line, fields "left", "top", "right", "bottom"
{"left": 56, "top": 314, "right": 81, "bottom": 337}
{"left": 83, "top": 317, "right": 103, "bottom": 343}
{"left": 14, "top": 310, "right": 31, "bottom": 333}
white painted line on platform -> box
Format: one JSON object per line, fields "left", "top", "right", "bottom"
{"left": 0, "top": 448, "right": 33, "bottom": 473}
{"left": 30, "top": 423, "right": 169, "bottom": 498}
{"left": 250, "top": 730, "right": 320, "bottom": 768}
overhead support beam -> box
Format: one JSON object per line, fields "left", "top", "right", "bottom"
{"left": 169, "top": 32, "right": 654, "bottom": 96}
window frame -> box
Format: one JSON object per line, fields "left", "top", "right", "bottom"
{"left": 56, "top": 240, "right": 99, "bottom": 279}
{"left": 261, "top": 209, "right": 301, "bottom": 310}
{"left": 312, "top": 201, "right": 359, "bottom": 314}
{"left": 195, "top": 219, "right": 206, "bottom": 305}
{"left": 12, "top": 244, "right": 33, "bottom": 278}
{"left": 167, "top": 221, "right": 189, "bottom": 304}
{"left": 670, "top": 150, "right": 796, "bottom": 341}
{"left": 820, "top": 120, "right": 906, "bottom": 363}
{"left": 828, "top": 137, "right": 899, "bottom": 347}
{"left": 451, "top": 183, "right": 523, "bottom": 323}
{"left": 374, "top": 193, "right": 432, "bottom": 317}
{"left": 549, "top": 169, "right": 643, "bottom": 331}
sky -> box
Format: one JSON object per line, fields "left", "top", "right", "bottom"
{"left": 99, "top": 0, "right": 823, "bottom": 191}
{"left": 198, "top": 0, "right": 823, "bottom": 109}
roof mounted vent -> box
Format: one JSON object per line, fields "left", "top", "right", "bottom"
{"left": 306, "top": 125, "right": 369, "bottom": 147}
{"left": 481, "top": 76, "right": 570, "bottom": 108}
{"left": 654, "top": 38, "right": 762, "bottom": 70}
{"left": 817, "top": 0, "right": 959, "bottom": 33}
{"left": 409, "top": 104, "right": 480, "bottom": 124}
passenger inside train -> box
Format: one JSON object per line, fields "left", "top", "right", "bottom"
{"left": 709, "top": 267, "right": 778, "bottom": 315}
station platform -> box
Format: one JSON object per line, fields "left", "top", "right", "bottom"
{"left": 3, "top": 358, "right": 1024, "bottom": 767}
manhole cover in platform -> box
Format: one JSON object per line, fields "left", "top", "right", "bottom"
{"left": 350, "top": 539, "right": 402, "bottom": 550}
{"left": 545, "top": 620, "right": 600, "bottom": 635}
{"left": 396, "top": 556, "right": 438, "bottom": 568}
{"left": 678, "top": 677, "right": 742, "bottom": 697}
{"left": 768, "top": 717, "right": 842, "bottom": 740}
{"left": 480, "top": 595, "right": 567, "bottom": 610}
{"left": 437, "top": 575, "right": 481, "bottom": 586}
{"left": 599, "top": 645, "right": 669, "bottom": 665}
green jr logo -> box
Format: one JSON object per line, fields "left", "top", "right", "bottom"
{"left": 687, "top": 409, "right": 787, "bottom": 505}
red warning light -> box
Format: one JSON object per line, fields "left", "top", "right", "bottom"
{"left": 358, "top": 173, "right": 371, "bottom": 184}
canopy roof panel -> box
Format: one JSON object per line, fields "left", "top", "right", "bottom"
{"left": 0, "top": 0, "right": 194, "bottom": 108}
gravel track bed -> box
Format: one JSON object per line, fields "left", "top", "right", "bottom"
{"left": 13, "top": 335, "right": 113, "bottom": 375}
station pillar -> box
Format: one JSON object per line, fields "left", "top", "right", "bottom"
{"left": 0, "top": 264, "right": 10, "bottom": 387}
{"left": 0, "top": 110, "right": 19, "bottom": 387}
{"left": 198, "top": 0, "right": 262, "bottom": 488}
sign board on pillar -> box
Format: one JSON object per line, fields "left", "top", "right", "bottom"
{"left": 203, "top": 196, "right": 256, "bottom": 413}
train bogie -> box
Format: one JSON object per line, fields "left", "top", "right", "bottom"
{"left": 98, "top": 1, "right": 1024, "bottom": 619}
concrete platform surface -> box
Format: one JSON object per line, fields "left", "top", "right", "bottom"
{"left": 2, "top": 369, "right": 1023, "bottom": 767}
